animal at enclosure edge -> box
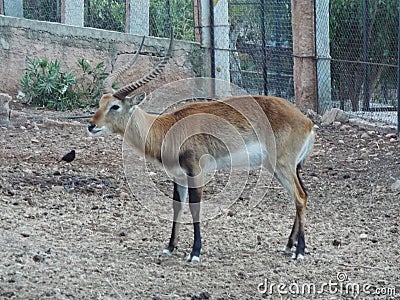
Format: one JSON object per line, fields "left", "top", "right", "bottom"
{"left": 87, "top": 31, "right": 314, "bottom": 263}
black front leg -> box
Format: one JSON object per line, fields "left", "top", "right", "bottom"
{"left": 162, "top": 182, "right": 186, "bottom": 256}
{"left": 187, "top": 187, "right": 202, "bottom": 262}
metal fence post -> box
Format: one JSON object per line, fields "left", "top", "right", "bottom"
{"left": 397, "top": 0, "right": 400, "bottom": 135}
{"left": 362, "top": 0, "right": 370, "bottom": 111}
{"left": 315, "top": 0, "right": 332, "bottom": 114}
{"left": 213, "top": 0, "right": 230, "bottom": 81}
{"left": 260, "top": 0, "right": 268, "bottom": 96}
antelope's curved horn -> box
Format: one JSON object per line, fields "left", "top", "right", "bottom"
{"left": 113, "top": 29, "right": 174, "bottom": 100}
{"left": 102, "top": 36, "right": 146, "bottom": 94}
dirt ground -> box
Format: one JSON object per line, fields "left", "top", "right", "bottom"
{"left": 0, "top": 102, "right": 399, "bottom": 300}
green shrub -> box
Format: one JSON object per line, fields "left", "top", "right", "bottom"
{"left": 20, "top": 57, "right": 109, "bottom": 110}
{"left": 75, "top": 58, "right": 109, "bottom": 107}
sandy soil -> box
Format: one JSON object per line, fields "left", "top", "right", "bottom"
{"left": 0, "top": 104, "right": 399, "bottom": 300}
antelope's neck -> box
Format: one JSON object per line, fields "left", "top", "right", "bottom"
{"left": 126, "top": 106, "right": 163, "bottom": 161}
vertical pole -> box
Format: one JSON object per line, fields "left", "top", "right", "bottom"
{"left": 362, "top": 0, "right": 370, "bottom": 111}
{"left": 213, "top": 0, "right": 230, "bottom": 85}
{"left": 193, "top": 0, "right": 201, "bottom": 43}
{"left": 0, "top": 0, "right": 4, "bottom": 15}
{"left": 261, "top": 0, "right": 268, "bottom": 95}
{"left": 209, "top": 0, "right": 216, "bottom": 98}
{"left": 209, "top": 0, "right": 215, "bottom": 80}
{"left": 126, "top": 0, "right": 149, "bottom": 35}
{"left": 3, "top": 0, "right": 23, "bottom": 18}
{"left": 61, "top": 0, "right": 84, "bottom": 26}
{"left": 315, "top": 0, "right": 332, "bottom": 114}
{"left": 397, "top": 0, "right": 400, "bottom": 135}
{"left": 200, "top": 0, "right": 212, "bottom": 79}
{"left": 291, "top": 0, "right": 318, "bottom": 110}
{"left": 86, "top": 0, "right": 92, "bottom": 28}
{"left": 165, "top": 0, "right": 171, "bottom": 37}
{"left": 274, "top": 0, "right": 282, "bottom": 97}
{"left": 125, "top": 0, "right": 129, "bottom": 32}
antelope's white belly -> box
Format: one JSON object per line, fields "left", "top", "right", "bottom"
{"left": 204, "top": 142, "right": 268, "bottom": 172}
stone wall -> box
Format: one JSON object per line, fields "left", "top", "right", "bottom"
{"left": 0, "top": 16, "right": 207, "bottom": 98}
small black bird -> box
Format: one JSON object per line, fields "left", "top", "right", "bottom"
{"left": 60, "top": 150, "right": 76, "bottom": 163}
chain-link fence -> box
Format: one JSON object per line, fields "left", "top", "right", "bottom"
{"left": 23, "top": 0, "right": 61, "bottom": 22}
{"left": 17, "top": 0, "right": 194, "bottom": 40}
{"left": 328, "top": 0, "right": 398, "bottom": 125}
{"left": 3, "top": 0, "right": 399, "bottom": 130}
{"left": 227, "top": 0, "right": 293, "bottom": 99}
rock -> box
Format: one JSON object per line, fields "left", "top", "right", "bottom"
{"left": 349, "top": 118, "right": 396, "bottom": 134}
{"left": 52, "top": 185, "right": 65, "bottom": 193}
{"left": 22, "top": 168, "right": 33, "bottom": 175}
{"left": 31, "top": 138, "right": 40, "bottom": 144}
{"left": 119, "top": 191, "right": 130, "bottom": 199}
{"left": 322, "top": 108, "right": 349, "bottom": 125}
{"left": 33, "top": 122, "right": 40, "bottom": 131}
{"left": 333, "top": 121, "right": 341, "bottom": 127}
{"left": 385, "top": 133, "right": 397, "bottom": 139}
{"left": 390, "top": 180, "right": 400, "bottom": 192}
{"left": 367, "top": 130, "right": 375, "bottom": 136}
{"left": 340, "top": 124, "right": 351, "bottom": 131}
{"left": 0, "top": 93, "right": 11, "bottom": 127}
{"left": 32, "top": 254, "right": 45, "bottom": 263}
{"left": 306, "top": 109, "right": 317, "bottom": 118}
{"left": 359, "top": 233, "right": 368, "bottom": 240}
{"left": 360, "top": 132, "right": 370, "bottom": 139}
{"left": 390, "top": 138, "right": 397, "bottom": 143}
{"left": 360, "top": 153, "right": 369, "bottom": 161}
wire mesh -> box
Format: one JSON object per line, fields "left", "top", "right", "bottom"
{"left": 85, "top": 0, "right": 125, "bottom": 32}
{"left": 227, "top": 0, "right": 293, "bottom": 99}
{"left": 8, "top": 0, "right": 194, "bottom": 40}
{"left": 328, "top": 0, "right": 398, "bottom": 125}
{"left": 150, "top": 0, "right": 194, "bottom": 40}
{"left": 23, "top": 0, "right": 61, "bottom": 22}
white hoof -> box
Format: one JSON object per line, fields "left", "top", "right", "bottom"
{"left": 282, "top": 246, "right": 293, "bottom": 254}
{"left": 186, "top": 254, "right": 200, "bottom": 263}
{"left": 292, "top": 253, "right": 305, "bottom": 260}
{"left": 161, "top": 248, "right": 171, "bottom": 256}
{"left": 297, "top": 254, "right": 305, "bottom": 260}
{"left": 191, "top": 256, "right": 200, "bottom": 263}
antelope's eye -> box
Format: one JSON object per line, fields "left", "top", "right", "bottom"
{"left": 110, "top": 105, "right": 120, "bottom": 111}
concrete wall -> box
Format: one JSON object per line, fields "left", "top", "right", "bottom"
{"left": 0, "top": 16, "right": 206, "bottom": 97}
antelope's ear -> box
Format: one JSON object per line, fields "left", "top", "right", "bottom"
{"left": 126, "top": 92, "right": 146, "bottom": 107}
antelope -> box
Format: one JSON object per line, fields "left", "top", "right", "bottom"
{"left": 88, "top": 33, "right": 315, "bottom": 262}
